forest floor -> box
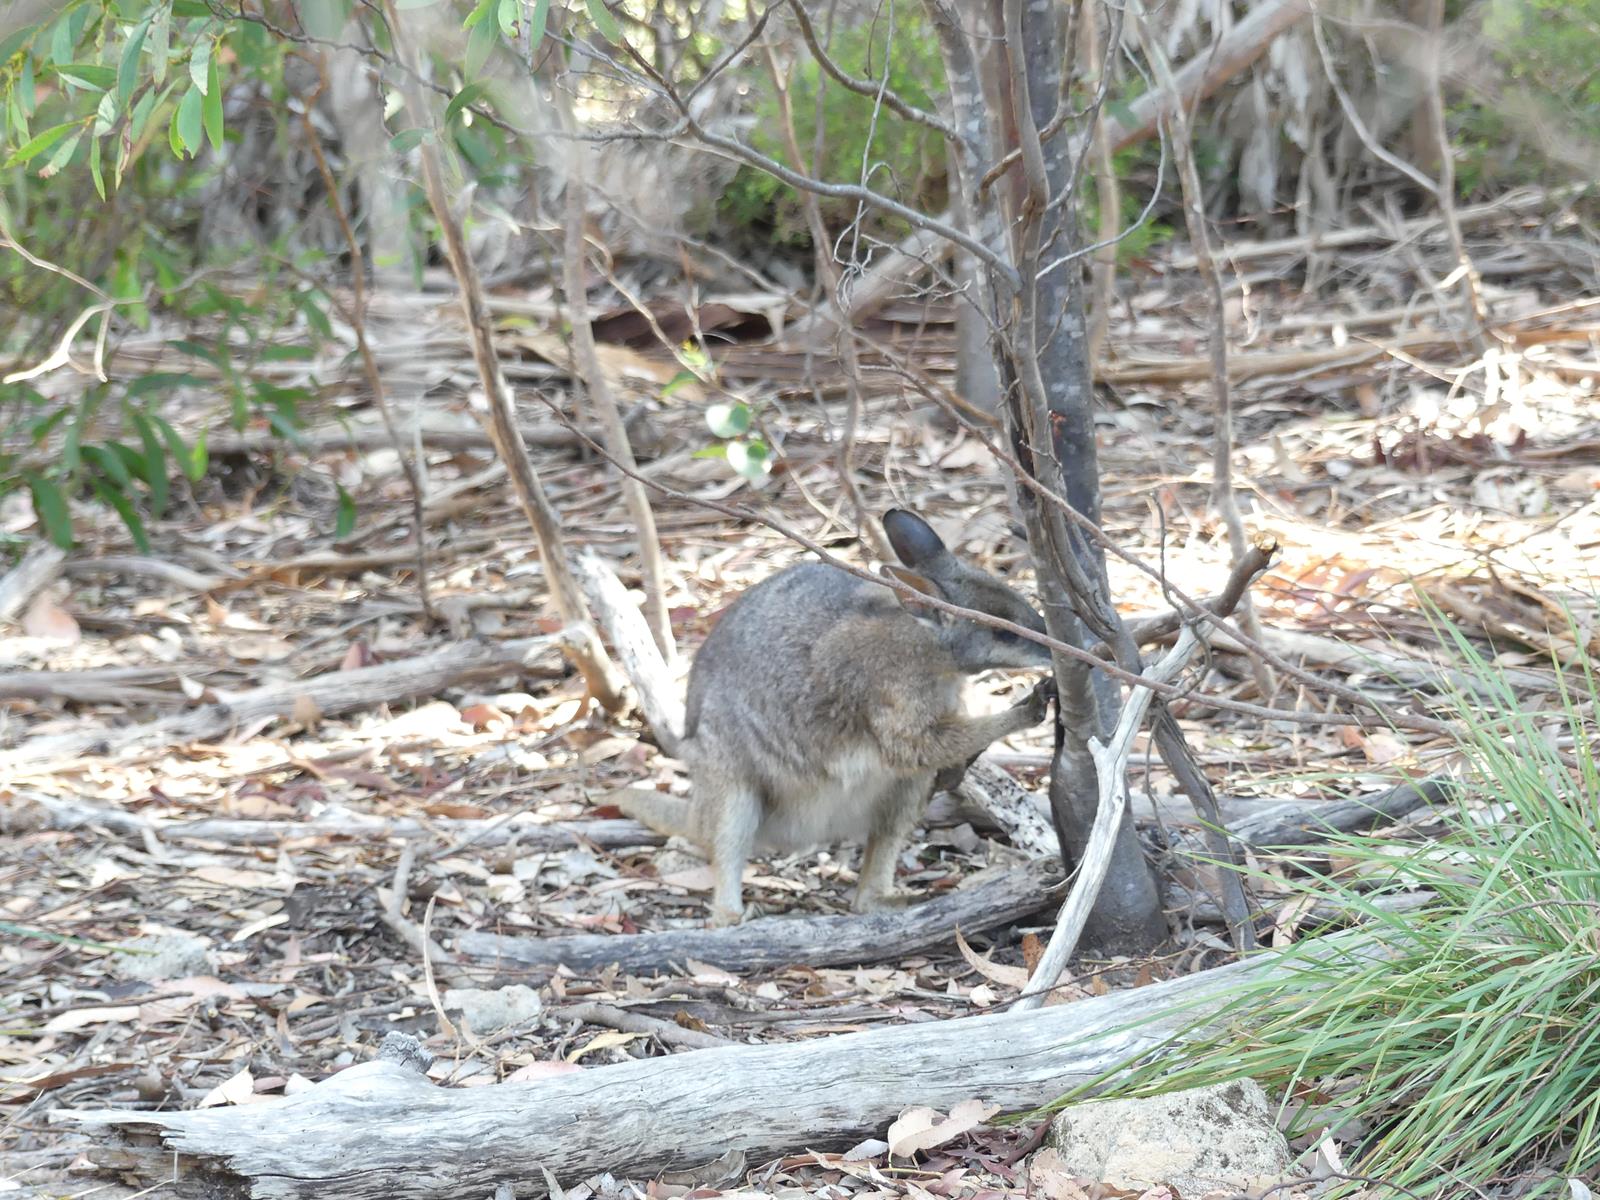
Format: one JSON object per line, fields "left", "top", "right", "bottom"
{"left": 4, "top": 192, "right": 1600, "bottom": 1199}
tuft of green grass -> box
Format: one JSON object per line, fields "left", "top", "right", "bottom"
{"left": 1049, "top": 610, "right": 1600, "bottom": 1196}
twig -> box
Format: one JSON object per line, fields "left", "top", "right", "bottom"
{"left": 1131, "top": 0, "right": 1275, "bottom": 706}
{"left": 555, "top": 70, "right": 675, "bottom": 661}
{"left": 379, "top": 0, "right": 626, "bottom": 710}
{"left": 1013, "top": 624, "right": 1203, "bottom": 1010}
{"left": 557, "top": 1002, "right": 733, "bottom": 1051}
{"left": 296, "top": 62, "right": 435, "bottom": 619}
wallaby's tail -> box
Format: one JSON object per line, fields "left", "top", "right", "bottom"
{"left": 616, "top": 789, "right": 697, "bottom": 840}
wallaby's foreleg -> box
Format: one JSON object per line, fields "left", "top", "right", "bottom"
{"left": 707, "top": 780, "right": 762, "bottom": 927}
{"left": 874, "top": 682, "right": 1054, "bottom": 775}
{"left": 854, "top": 773, "right": 935, "bottom": 912}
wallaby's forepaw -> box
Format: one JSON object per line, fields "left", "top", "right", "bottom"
{"left": 852, "top": 888, "right": 916, "bottom": 914}
{"left": 1020, "top": 677, "right": 1058, "bottom": 724}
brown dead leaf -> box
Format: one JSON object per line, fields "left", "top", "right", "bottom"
{"left": 42, "top": 1005, "right": 140, "bottom": 1033}
{"left": 460, "top": 702, "right": 511, "bottom": 731}
{"left": 955, "top": 927, "right": 1030, "bottom": 990}
{"left": 339, "top": 639, "right": 373, "bottom": 671}
{"left": 22, "top": 594, "right": 79, "bottom": 642}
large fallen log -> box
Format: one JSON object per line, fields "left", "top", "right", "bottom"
{"left": 458, "top": 857, "right": 1063, "bottom": 973}
{"left": 61, "top": 932, "right": 1369, "bottom": 1200}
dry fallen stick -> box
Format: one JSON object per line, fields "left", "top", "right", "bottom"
{"left": 457, "top": 858, "right": 1063, "bottom": 975}
{"left": 0, "top": 635, "right": 561, "bottom": 770}
{"left": 1, "top": 791, "right": 667, "bottom": 855}
{"left": 1014, "top": 623, "right": 1205, "bottom": 1011}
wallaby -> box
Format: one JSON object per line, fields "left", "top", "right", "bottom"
{"left": 620, "top": 509, "right": 1055, "bottom": 926}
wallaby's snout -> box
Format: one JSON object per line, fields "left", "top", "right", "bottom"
{"left": 881, "top": 509, "right": 1052, "bottom": 673}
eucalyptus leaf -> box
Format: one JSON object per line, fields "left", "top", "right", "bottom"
{"left": 705, "top": 401, "right": 750, "bottom": 438}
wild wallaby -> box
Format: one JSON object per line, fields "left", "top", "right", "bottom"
{"left": 620, "top": 509, "right": 1055, "bottom": 926}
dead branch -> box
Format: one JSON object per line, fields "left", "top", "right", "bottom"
{"left": 381, "top": 2, "right": 627, "bottom": 711}
{"left": 457, "top": 858, "right": 1062, "bottom": 974}
{"left": 0, "top": 635, "right": 560, "bottom": 770}
{"left": 572, "top": 549, "right": 685, "bottom": 754}
{"left": 1015, "top": 622, "right": 1203, "bottom": 1010}
{"left": 557, "top": 77, "right": 675, "bottom": 661}
{"left": 0, "top": 542, "right": 66, "bottom": 623}
{"left": 0, "top": 789, "right": 664, "bottom": 852}
{"left": 60, "top": 927, "right": 1376, "bottom": 1200}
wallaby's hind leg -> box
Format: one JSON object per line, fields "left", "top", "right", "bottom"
{"left": 854, "top": 773, "right": 934, "bottom": 912}
{"left": 706, "top": 777, "right": 762, "bottom": 927}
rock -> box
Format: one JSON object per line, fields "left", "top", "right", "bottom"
{"left": 1040, "top": 1079, "right": 1294, "bottom": 1197}
{"left": 442, "top": 984, "right": 543, "bottom": 1034}
{"left": 110, "top": 932, "right": 213, "bottom": 982}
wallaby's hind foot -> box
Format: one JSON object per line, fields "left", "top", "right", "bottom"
{"left": 852, "top": 888, "right": 915, "bottom": 913}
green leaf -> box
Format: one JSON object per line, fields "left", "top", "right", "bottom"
{"left": 189, "top": 36, "right": 211, "bottom": 93}
{"left": 5, "top": 121, "right": 77, "bottom": 168}
{"left": 334, "top": 485, "right": 357, "bottom": 538}
{"left": 130, "top": 414, "right": 169, "bottom": 515}
{"left": 444, "top": 81, "right": 488, "bottom": 124}
{"left": 464, "top": 13, "right": 499, "bottom": 75}
{"left": 202, "top": 56, "right": 223, "bottom": 150}
{"left": 39, "top": 130, "right": 81, "bottom": 177}
{"left": 691, "top": 444, "right": 727, "bottom": 460}
{"left": 0, "top": 25, "right": 39, "bottom": 66}
{"left": 389, "top": 127, "right": 425, "bottom": 153}
{"left": 149, "top": 6, "right": 168, "bottom": 83}
{"left": 704, "top": 401, "right": 750, "bottom": 438}
{"left": 83, "top": 443, "right": 133, "bottom": 488}
{"left": 118, "top": 15, "right": 151, "bottom": 109}
{"left": 526, "top": 0, "right": 549, "bottom": 52}
{"left": 175, "top": 85, "right": 202, "bottom": 155}
{"left": 726, "top": 438, "right": 771, "bottom": 481}
{"left": 151, "top": 415, "right": 201, "bottom": 482}
{"left": 56, "top": 63, "right": 116, "bottom": 89}
{"left": 462, "top": 0, "right": 495, "bottom": 29}
{"left": 93, "top": 89, "right": 118, "bottom": 135}
{"left": 166, "top": 102, "right": 182, "bottom": 156}
{"left": 259, "top": 343, "right": 315, "bottom": 362}
{"left": 24, "top": 473, "right": 72, "bottom": 548}
{"left": 585, "top": 0, "right": 621, "bottom": 41}
{"left": 661, "top": 371, "right": 699, "bottom": 399}
{"left": 90, "top": 477, "right": 150, "bottom": 552}
{"left": 496, "top": 0, "right": 518, "bottom": 37}
{"left": 90, "top": 133, "right": 105, "bottom": 198}
{"left": 48, "top": 13, "right": 74, "bottom": 65}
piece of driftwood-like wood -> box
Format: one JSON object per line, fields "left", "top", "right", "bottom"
{"left": 60, "top": 931, "right": 1373, "bottom": 1200}
{"left": 457, "top": 858, "right": 1063, "bottom": 974}
{"left": 0, "top": 790, "right": 665, "bottom": 852}
{"left": 573, "top": 548, "right": 686, "bottom": 754}
{"left": 0, "top": 541, "right": 66, "bottom": 622}
{"left": 0, "top": 636, "right": 559, "bottom": 769}
{"left": 954, "top": 756, "right": 1059, "bottom": 858}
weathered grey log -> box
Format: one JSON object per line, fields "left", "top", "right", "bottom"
{"left": 1217, "top": 776, "right": 1454, "bottom": 849}
{"left": 0, "top": 542, "right": 66, "bottom": 622}
{"left": 0, "top": 636, "right": 559, "bottom": 768}
{"left": 60, "top": 930, "right": 1374, "bottom": 1200}
{"left": 458, "top": 858, "right": 1063, "bottom": 973}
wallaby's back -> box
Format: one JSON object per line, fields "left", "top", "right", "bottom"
{"left": 683, "top": 562, "right": 923, "bottom": 785}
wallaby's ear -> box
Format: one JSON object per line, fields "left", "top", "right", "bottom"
{"left": 881, "top": 565, "right": 942, "bottom": 618}
{"left": 883, "top": 509, "right": 952, "bottom": 571}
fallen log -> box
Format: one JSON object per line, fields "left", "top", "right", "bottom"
{"left": 458, "top": 858, "right": 1063, "bottom": 974}
{"left": 60, "top": 932, "right": 1372, "bottom": 1200}
{"left": 0, "top": 635, "right": 559, "bottom": 769}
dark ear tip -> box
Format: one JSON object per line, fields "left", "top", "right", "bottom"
{"left": 882, "top": 509, "right": 949, "bottom": 568}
